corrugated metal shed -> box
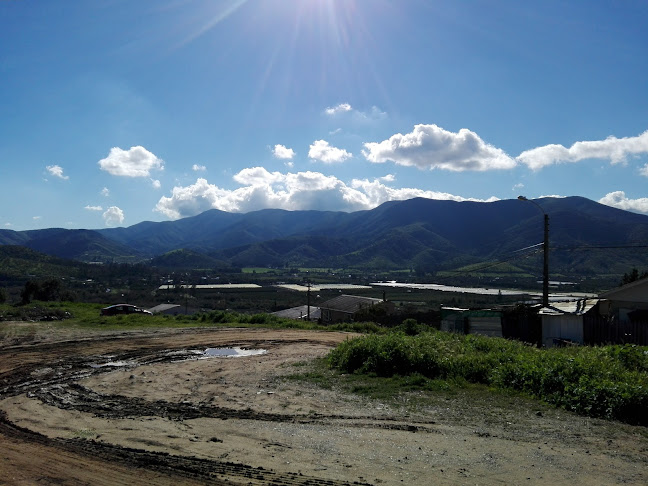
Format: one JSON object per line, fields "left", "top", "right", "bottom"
{"left": 538, "top": 299, "right": 599, "bottom": 347}
{"left": 440, "top": 307, "right": 503, "bottom": 337}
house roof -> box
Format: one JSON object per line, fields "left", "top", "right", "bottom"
{"left": 319, "top": 294, "right": 384, "bottom": 314}
{"left": 538, "top": 299, "right": 599, "bottom": 316}
{"left": 599, "top": 278, "right": 648, "bottom": 302}
{"left": 272, "top": 305, "right": 321, "bottom": 320}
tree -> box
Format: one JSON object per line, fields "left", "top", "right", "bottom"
{"left": 621, "top": 268, "right": 648, "bottom": 286}
{"left": 0, "top": 287, "right": 6, "bottom": 304}
{"left": 20, "top": 280, "right": 39, "bottom": 305}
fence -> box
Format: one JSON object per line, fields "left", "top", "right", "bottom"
{"left": 583, "top": 315, "right": 648, "bottom": 346}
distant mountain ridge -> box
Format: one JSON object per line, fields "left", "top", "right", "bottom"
{"left": 2, "top": 197, "right": 648, "bottom": 277}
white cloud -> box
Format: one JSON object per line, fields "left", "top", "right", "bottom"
{"left": 46, "top": 165, "right": 69, "bottom": 180}
{"left": 273, "top": 144, "right": 295, "bottom": 160}
{"left": 84, "top": 205, "right": 103, "bottom": 211}
{"left": 154, "top": 168, "right": 499, "bottom": 220}
{"left": 3, "top": 223, "right": 11, "bottom": 227}
{"left": 599, "top": 191, "right": 648, "bottom": 214}
{"left": 308, "top": 140, "right": 352, "bottom": 163}
{"left": 98, "top": 146, "right": 164, "bottom": 177}
{"left": 363, "top": 124, "right": 516, "bottom": 171}
{"left": 33, "top": 216, "right": 41, "bottom": 220}
{"left": 513, "top": 183, "right": 525, "bottom": 191}
{"left": 101, "top": 187, "right": 110, "bottom": 197}
{"left": 192, "top": 164, "right": 207, "bottom": 172}
{"left": 640, "top": 164, "right": 648, "bottom": 177}
{"left": 103, "top": 206, "right": 125, "bottom": 226}
{"left": 350, "top": 178, "right": 499, "bottom": 208}
{"left": 517, "top": 131, "right": 648, "bottom": 170}
{"left": 152, "top": 179, "right": 161, "bottom": 189}
{"left": 325, "top": 103, "right": 352, "bottom": 115}
{"left": 539, "top": 194, "right": 567, "bottom": 199}
{"left": 356, "top": 106, "right": 387, "bottom": 121}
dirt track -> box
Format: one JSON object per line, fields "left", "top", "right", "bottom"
{"left": 0, "top": 323, "right": 647, "bottom": 485}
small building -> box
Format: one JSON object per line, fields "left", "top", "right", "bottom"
{"left": 272, "top": 305, "right": 321, "bottom": 321}
{"left": 440, "top": 307, "right": 503, "bottom": 337}
{"left": 538, "top": 299, "right": 599, "bottom": 347}
{"left": 319, "top": 294, "right": 393, "bottom": 325}
{"left": 148, "top": 303, "right": 195, "bottom": 316}
{"left": 599, "top": 278, "right": 648, "bottom": 322}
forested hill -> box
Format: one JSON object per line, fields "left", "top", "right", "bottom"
{"left": 2, "top": 196, "right": 648, "bottom": 277}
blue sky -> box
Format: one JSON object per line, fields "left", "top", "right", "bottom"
{"left": 1, "top": 0, "right": 647, "bottom": 231}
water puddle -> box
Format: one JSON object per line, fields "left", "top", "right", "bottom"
{"left": 202, "top": 347, "right": 267, "bottom": 358}
{"left": 89, "top": 360, "right": 135, "bottom": 369}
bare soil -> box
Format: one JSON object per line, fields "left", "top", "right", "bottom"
{"left": 0, "top": 322, "right": 646, "bottom": 485}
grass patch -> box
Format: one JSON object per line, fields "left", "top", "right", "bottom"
{"left": 0, "top": 301, "right": 390, "bottom": 335}
{"left": 328, "top": 330, "right": 648, "bottom": 424}
{"left": 241, "top": 267, "right": 276, "bottom": 274}
{"left": 285, "top": 357, "right": 462, "bottom": 402}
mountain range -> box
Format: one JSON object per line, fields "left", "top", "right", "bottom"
{"left": 2, "top": 197, "right": 647, "bottom": 277}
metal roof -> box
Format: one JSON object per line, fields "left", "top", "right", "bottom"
{"left": 599, "top": 277, "right": 648, "bottom": 299}
{"left": 148, "top": 304, "right": 181, "bottom": 313}
{"left": 538, "top": 299, "right": 599, "bottom": 316}
{"left": 272, "top": 305, "right": 321, "bottom": 320}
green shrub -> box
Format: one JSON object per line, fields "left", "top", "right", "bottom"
{"left": 328, "top": 330, "right": 648, "bottom": 424}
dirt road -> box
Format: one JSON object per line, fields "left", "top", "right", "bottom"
{"left": 0, "top": 323, "right": 646, "bottom": 485}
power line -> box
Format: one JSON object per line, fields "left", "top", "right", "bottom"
{"left": 442, "top": 247, "right": 542, "bottom": 276}
{"left": 554, "top": 244, "right": 648, "bottom": 250}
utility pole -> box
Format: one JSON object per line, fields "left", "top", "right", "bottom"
{"left": 542, "top": 213, "right": 549, "bottom": 308}
{"left": 307, "top": 281, "right": 311, "bottom": 321}
{"left": 518, "top": 196, "right": 550, "bottom": 307}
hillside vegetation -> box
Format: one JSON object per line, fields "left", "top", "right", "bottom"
{"left": 2, "top": 196, "right": 648, "bottom": 282}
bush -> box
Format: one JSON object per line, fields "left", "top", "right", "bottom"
{"left": 328, "top": 331, "right": 648, "bottom": 424}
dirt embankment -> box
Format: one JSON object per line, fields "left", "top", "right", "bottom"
{"left": 0, "top": 323, "right": 646, "bottom": 485}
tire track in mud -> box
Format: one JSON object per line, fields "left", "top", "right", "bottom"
{"left": 0, "top": 330, "right": 384, "bottom": 484}
{"left": 2, "top": 343, "right": 435, "bottom": 432}
{"left": 0, "top": 411, "right": 367, "bottom": 485}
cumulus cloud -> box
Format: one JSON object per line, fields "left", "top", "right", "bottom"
{"left": 154, "top": 168, "right": 498, "bottom": 220}
{"left": 349, "top": 178, "right": 499, "bottom": 209}
{"left": 640, "top": 164, "right": 648, "bottom": 177}
{"left": 192, "top": 164, "right": 207, "bottom": 172}
{"left": 84, "top": 205, "right": 103, "bottom": 211}
{"left": 152, "top": 179, "right": 161, "bottom": 189}
{"left": 517, "top": 131, "right": 648, "bottom": 170}
{"left": 363, "top": 124, "right": 516, "bottom": 171}
{"left": 325, "top": 103, "right": 352, "bottom": 115}
{"left": 103, "top": 206, "right": 125, "bottom": 226}
{"left": 599, "top": 191, "right": 648, "bottom": 214}
{"left": 273, "top": 144, "right": 295, "bottom": 160}
{"left": 101, "top": 187, "right": 110, "bottom": 197}
{"left": 98, "top": 146, "right": 164, "bottom": 177}
{"left": 308, "top": 140, "right": 352, "bottom": 163}
{"left": 46, "top": 165, "right": 69, "bottom": 180}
